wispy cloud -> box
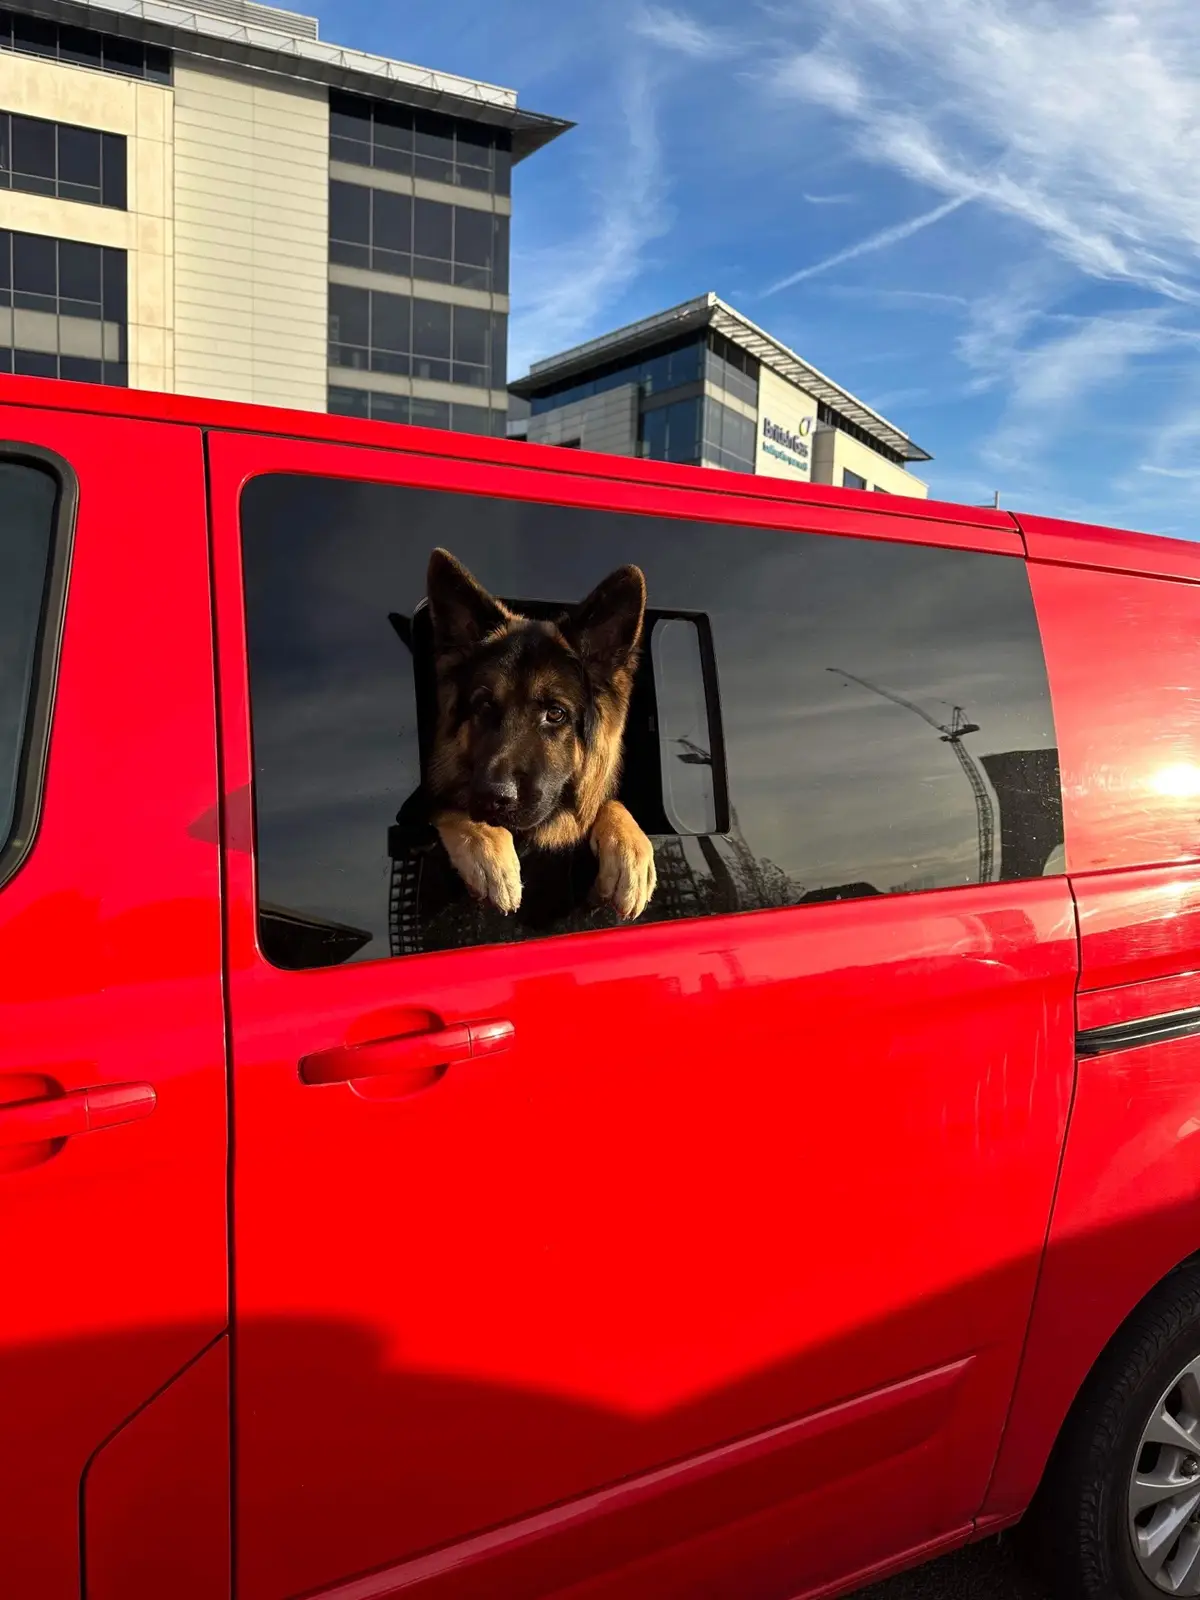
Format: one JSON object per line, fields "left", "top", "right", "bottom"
{"left": 508, "top": 53, "right": 669, "bottom": 375}
{"left": 983, "top": 311, "right": 1173, "bottom": 465}
{"left": 631, "top": 5, "right": 739, "bottom": 60}
{"left": 763, "top": 195, "right": 969, "bottom": 294}
{"left": 769, "top": 49, "right": 864, "bottom": 115}
{"left": 823, "top": 286, "right": 970, "bottom": 309}
{"left": 768, "top": 1, "right": 1200, "bottom": 307}
{"left": 559, "top": 0, "right": 1200, "bottom": 524}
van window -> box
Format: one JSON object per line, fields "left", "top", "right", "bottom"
{"left": 240, "top": 477, "right": 1063, "bottom": 968}
{"left": 0, "top": 459, "right": 61, "bottom": 870}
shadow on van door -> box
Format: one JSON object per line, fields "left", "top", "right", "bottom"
{"left": 3, "top": 1185, "right": 1197, "bottom": 1600}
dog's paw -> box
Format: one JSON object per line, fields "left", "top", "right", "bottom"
{"left": 438, "top": 817, "right": 522, "bottom": 914}
{"left": 590, "top": 802, "right": 657, "bottom": 922}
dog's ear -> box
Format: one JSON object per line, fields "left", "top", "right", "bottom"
{"left": 565, "top": 565, "right": 646, "bottom": 676}
{"left": 426, "top": 548, "right": 510, "bottom": 655}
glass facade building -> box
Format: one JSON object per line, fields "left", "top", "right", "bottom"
{"left": 525, "top": 329, "right": 757, "bottom": 472}
{"left": 325, "top": 92, "right": 515, "bottom": 438}
{"left": 511, "top": 295, "right": 931, "bottom": 495}
{"left": 0, "top": 0, "right": 566, "bottom": 415}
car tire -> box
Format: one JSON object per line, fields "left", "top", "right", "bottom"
{"left": 1026, "top": 1261, "right": 1200, "bottom": 1599}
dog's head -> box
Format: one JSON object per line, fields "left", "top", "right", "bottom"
{"left": 425, "top": 548, "right": 646, "bottom": 835}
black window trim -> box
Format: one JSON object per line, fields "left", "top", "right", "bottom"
{"left": 1077, "top": 1006, "right": 1200, "bottom": 1058}
{"left": 0, "top": 442, "right": 77, "bottom": 891}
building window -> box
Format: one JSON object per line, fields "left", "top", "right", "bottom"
{"left": 702, "top": 397, "right": 756, "bottom": 473}
{"left": 842, "top": 469, "right": 868, "bottom": 491}
{"left": 329, "top": 180, "right": 508, "bottom": 293}
{"left": 529, "top": 335, "right": 705, "bottom": 416}
{"left": 640, "top": 396, "right": 702, "bottom": 465}
{"left": 0, "top": 230, "right": 127, "bottom": 386}
{"left": 0, "top": 9, "right": 171, "bottom": 83}
{"left": 0, "top": 113, "right": 126, "bottom": 209}
{"left": 328, "top": 386, "right": 506, "bottom": 436}
{"left": 329, "top": 283, "right": 505, "bottom": 390}
{"left": 329, "top": 91, "right": 511, "bottom": 197}
{"left": 819, "top": 401, "right": 907, "bottom": 468}
{"left": 706, "top": 330, "right": 758, "bottom": 408}
{"left": 238, "top": 476, "right": 1062, "bottom": 967}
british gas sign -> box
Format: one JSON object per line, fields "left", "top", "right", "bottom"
{"left": 754, "top": 366, "right": 819, "bottom": 481}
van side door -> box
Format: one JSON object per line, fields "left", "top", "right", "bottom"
{"left": 212, "top": 431, "right": 1077, "bottom": 1600}
{"left": 0, "top": 405, "right": 228, "bottom": 1600}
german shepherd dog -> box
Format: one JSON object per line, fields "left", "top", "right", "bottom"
{"left": 424, "top": 548, "right": 657, "bottom": 922}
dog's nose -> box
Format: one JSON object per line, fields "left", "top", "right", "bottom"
{"left": 472, "top": 775, "right": 520, "bottom": 821}
{"left": 482, "top": 776, "right": 519, "bottom": 806}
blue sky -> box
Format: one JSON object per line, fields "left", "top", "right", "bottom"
{"left": 310, "top": 0, "right": 1200, "bottom": 533}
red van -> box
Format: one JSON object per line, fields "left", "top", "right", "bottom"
{"left": 5, "top": 373, "right": 1200, "bottom": 1600}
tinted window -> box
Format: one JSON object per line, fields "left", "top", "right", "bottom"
{"left": 326, "top": 388, "right": 505, "bottom": 436}
{"left": 0, "top": 230, "right": 127, "bottom": 384}
{"left": 641, "top": 396, "right": 702, "bottom": 465}
{"left": 242, "top": 479, "right": 1064, "bottom": 968}
{"left": 329, "top": 288, "right": 503, "bottom": 390}
{"left": 328, "top": 91, "right": 510, "bottom": 195}
{"left": 0, "top": 10, "right": 170, "bottom": 81}
{"left": 530, "top": 335, "right": 706, "bottom": 416}
{"left": 0, "top": 461, "right": 59, "bottom": 863}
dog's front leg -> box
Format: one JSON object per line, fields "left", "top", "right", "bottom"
{"left": 589, "top": 801, "right": 657, "bottom": 921}
{"left": 435, "top": 810, "right": 522, "bottom": 914}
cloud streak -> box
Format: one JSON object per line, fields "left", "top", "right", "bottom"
{"left": 767, "top": 1, "right": 1200, "bottom": 307}
{"left": 763, "top": 195, "right": 969, "bottom": 294}
{"left": 507, "top": 51, "right": 669, "bottom": 375}
{"left": 631, "top": 5, "right": 739, "bottom": 59}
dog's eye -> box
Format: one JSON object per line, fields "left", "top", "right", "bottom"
{"left": 470, "top": 690, "right": 495, "bottom": 715}
{"left": 544, "top": 705, "right": 569, "bottom": 727}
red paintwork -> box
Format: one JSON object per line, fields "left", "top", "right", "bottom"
{"left": 5, "top": 369, "right": 1200, "bottom": 1598}
{"left": 1026, "top": 559, "right": 1200, "bottom": 876}
{"left": 208, "top": 430, "right": 1076, "bottom": 1600}
{"left": 0, "top": 400, "right": 227, "bottom": 1598}
{"left": 984, "top": 549, "right": 1200, "bottom": 1522}
{"left": 1021, "top": 509, "right": 1200, "bottom": 585}
{"left": 1077, "top": 968, "right": 1200, "bottom": 1032}
{"left": 84, "top": 1336, "right": 231, "bottom": 1600}
{"left": 0, "top": 370, "right": 1019, "bottom": 535}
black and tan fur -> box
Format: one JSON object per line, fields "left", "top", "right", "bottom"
{"left": 424, "top": 547, "right": 657, "bottom": 921}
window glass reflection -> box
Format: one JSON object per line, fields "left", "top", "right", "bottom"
{"left": 242, "top": 478, "right": 1064, "bottom": 967}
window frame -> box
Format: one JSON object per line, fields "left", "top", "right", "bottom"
{"left": 0, "top": 9, "right": 171, "bottom": 82}
{"left": 0, "top": 442, "right": 77, "bottom": 891}
{"left": 1, "top": 228, "right": 129, "bottom": 385}
{"left": 1, "top": 111, "right": 127, "bottom": 210}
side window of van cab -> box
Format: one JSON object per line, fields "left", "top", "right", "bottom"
{"left": 0, "top": 457, "right": 64, "bottom": 883}
{"left": 239, "top": 475, "right": 1065, "bottom": 968}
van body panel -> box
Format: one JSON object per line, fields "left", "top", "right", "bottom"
{"left": 0, "top": 373, "right": 1196, "bottom": 1598}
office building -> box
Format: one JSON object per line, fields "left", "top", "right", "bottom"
{"left": 0, "top": 0, "right": 568, "bottom": 433}
{"left": 509, "top": 294, "right": 931, "bottom": 494}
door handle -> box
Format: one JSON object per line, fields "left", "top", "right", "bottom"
{"left": 299, "top": 1019, "right": 515, "bottom": 1091}
{"left": 0, "top": 1082, "right": 157, "bottom": 1149}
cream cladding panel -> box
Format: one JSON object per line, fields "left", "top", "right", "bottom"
{"left": 754, "top": 365, "right": 818, "bottom": 481}
{"left": 0, "top": 54, "right": 174, "bottom": 391}
{"left": 173, "top": 60, "right": 328, "bottom": 410}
